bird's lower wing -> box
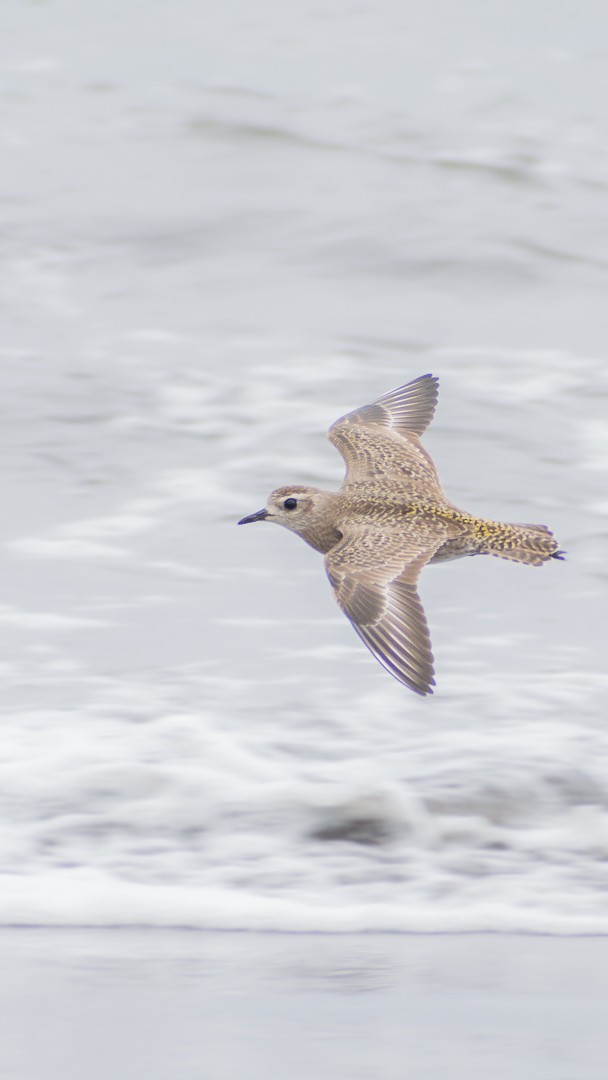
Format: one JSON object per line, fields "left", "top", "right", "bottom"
{"left": 325, "top": 524, "right": 452, "bottom": 695}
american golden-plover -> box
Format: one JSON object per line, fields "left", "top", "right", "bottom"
{"left": 238, "top": 374, "right": 563, "bottom": 695}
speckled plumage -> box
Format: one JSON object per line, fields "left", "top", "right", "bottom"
{"left": 238, "top": 374, "right": 563, "bottom": 695}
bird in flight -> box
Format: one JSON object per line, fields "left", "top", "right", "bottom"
{"left": 238, "top": 374, "right": 563, "bottom": 695}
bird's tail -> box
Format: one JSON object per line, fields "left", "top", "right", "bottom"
{"left": 475, "top": 520, "right": 565, "bottom": 566}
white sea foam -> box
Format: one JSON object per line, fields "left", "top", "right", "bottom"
{"left": 0, "top": 656, "right": 607, "bottom": 933}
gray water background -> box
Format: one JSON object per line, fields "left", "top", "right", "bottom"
{"left": 3, "top": 929, "right": 608, "bottom": 1080}
{"left": 4, "top": 3, "right": 608, "bottom": 1079}
{"left": 1, "top": 0, "right": 607, "bottom": 932}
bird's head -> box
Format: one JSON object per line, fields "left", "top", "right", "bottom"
{"left": 238, "top": 485, "right": 340, "bottom": 552}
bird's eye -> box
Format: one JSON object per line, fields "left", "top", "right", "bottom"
{"left": 283, "top": 497, "right": 298, "bottom": 510}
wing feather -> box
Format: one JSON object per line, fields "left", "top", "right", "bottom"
{"left": 325, "top": 525, "right": 452, "bottom": 695}
{"left": 328, "top": 375, "right": 444, "bottom": 495}
{"left": 332, "top": 374, "right": 439, "bottom": 436}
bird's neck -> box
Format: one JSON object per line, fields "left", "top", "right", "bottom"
{"left": 299, "top": 522, "right": 343, "bottom": 554}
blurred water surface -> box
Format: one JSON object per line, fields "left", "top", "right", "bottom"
{"left": 3, "top": 930, "right": 608, "bottom": 1080}
{"left": 1, "top": 0, "right": 607, "bottom": 932}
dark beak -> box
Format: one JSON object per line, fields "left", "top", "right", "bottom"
{"left": 238, "top": 508, "right": 269, "bottom": 525}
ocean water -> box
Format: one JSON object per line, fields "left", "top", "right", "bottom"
{"left": 1, "top": 0, "right": 608, "bottom": 935}
{"left": 4, "top": 930, "right": 608, "bottom": 1080}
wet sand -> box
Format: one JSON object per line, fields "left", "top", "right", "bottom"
{"left": 2, "top": 929, "right": 607, "bottom": 1080}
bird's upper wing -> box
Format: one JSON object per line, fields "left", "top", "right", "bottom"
{"left": 325, "top": 517, "right": 458, "bottom": 695}
{"left": 328, "top": 374, "right": 445, "bottom": 497}
{"left": 332, "top": 373, "right": 439, "bottom": 436}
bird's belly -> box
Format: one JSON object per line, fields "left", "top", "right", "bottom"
{"left": 428, "top": 537, "right": 481, "bottom": 564}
